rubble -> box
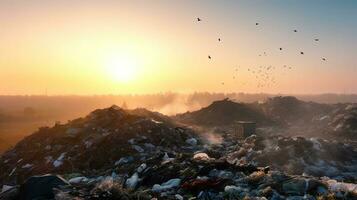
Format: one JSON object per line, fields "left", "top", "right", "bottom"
{"left": 175, "top": 98, "right": 272, "bottom": 127}
{"left": 114, "top": 156, "right": 134, "bottom": 166}
{"left": 186, "top": 138, "right": 198, "bottom": 146}
{"left": 53, "top": 153, "right": 66, "bottom": 168}
{"left": 0, "top": 186, "right": 14, "bottom": 194}
{"left": 19, "top": 174, "right": 69, "bottom": 200}
{"left": 322, "top": 177, "right": 357, "bottom": 195}
{"left": 177, "top": 97, "right": 357, "bottom": 140}
{"left": 263, "top": 96, "right": 332, "bottom": 126}
{"left": 126, "top": 173, "right": 140, "bottom": 189}
{"left": 152, "top": 178, "right": 181, "bottom": 192}
{"left": 0, "top": 105, "right": 356, "bottom": 200}
{"left": 215, "top": 133, "right": 357, "bottom": 184}
{"left": 68, "top": 176, "right": 89, "bottom": 184}
{"left": 193, "top": 153, "right": 211, "bottom": 161}
{"left": 326, "top": 104, "right": 357, "bottom": 138}
{"left": 0, "top": 106, "right": 196, "bottom": 185}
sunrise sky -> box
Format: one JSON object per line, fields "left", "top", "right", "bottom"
{"left": 0, "top": 0, "right": 356, "bottom": 95}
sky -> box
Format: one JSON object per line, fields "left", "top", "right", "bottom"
{"left": 0, "top": 0, "right": 356, "bottom": 95}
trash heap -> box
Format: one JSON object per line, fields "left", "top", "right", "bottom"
{"left": 326, "top": 104, "right": 357, "bottom": 138}
{"left": 262, "top": 96, "right": 332, "bottom": 126}
{"left": 0, "top": 105, "right": 196, "bottom": 185}
{"left": 175, "top": 98, "right": 272, "bottom": 127}
{"left": 1, "top": 105, "right": 357, "bottom": 200}
{"left": 224, "top": 135, "right": 357, "bottom": 182}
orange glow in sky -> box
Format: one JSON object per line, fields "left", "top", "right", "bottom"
{"left": 0, "top": 0, "right": 356, "bottom": 95}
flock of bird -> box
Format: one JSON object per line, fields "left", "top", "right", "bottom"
{"left": 195, "top": 17, "right": 327, "bottom": 90}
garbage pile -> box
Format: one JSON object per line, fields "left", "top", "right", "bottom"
{"left": 262, "top": 96, "right": 332, "bottom": 126}
{"left": 1, "top": 105, "right": 357, "bottom": 200}
{"left": 225, "top": 135, "right": 357, "bottom": 182}
{"left": 2, "top": 146, "right": 356, "bottom": 199}
{"left": 175, "top": 98, "right": 273, "bottom": 127}
{"left": 177, "top": 97, "right": 357, "bottom": 140}
{"left": 325, "top": 104, "right": 357, "bottom": 139}
{"left": 0, "top": 105, "right": 197, "bottom": 185}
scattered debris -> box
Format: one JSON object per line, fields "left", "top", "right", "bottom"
{"left": 0, "top": 104, "right": 356, "bottom": 199}
{"left": 152, "top": 178, "right": 181, "bottom": 192}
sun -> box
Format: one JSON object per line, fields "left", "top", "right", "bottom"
{"left": 105, "top": 54, "right": 139, "bottom": 83}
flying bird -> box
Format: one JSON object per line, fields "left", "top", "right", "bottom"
{"left": 256, "top": 22, "right": 259, "bottom": 25}
{"left": 279, "top": 48, "right": 283, "bottom": 51}
{"left": 197, "top": 18, "right": 201, "bottom": 22}
{"left": 208, "top": 55, "right": 211, "bottom": 59}
{"left": 300, "top": 51, "right": 304, "bottom": 55}
{"left": 322, "top": 58, "right": 326, "bottom": 61}
{"left": 315, "top": 38, "right": 319, "bottom": 41}
{"left": 218, "top": 38, "right": 221, "bottom": 42}
{"left": 294, "top": 30, "right": 298, "bottom": 32}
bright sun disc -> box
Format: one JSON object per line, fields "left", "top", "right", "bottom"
{"left": 106, "top": 55, "right": 138, "bottom": 83}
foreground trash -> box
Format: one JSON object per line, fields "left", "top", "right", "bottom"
{"left": 0, "top": 105, "right": 356, "bottom": 200}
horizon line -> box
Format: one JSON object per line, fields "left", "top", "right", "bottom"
{"left": 1, "top": 92, "right": 357, "bottom": 97}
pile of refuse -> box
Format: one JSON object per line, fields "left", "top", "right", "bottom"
{"left": 175, "top": 98, "right": 272, "bottom": 127}
{"left": 177, "top": 97, "right": 357, "bottom": 140}
{"left": 1, "top": 134, "right": 356, "bottom": 199}
{"left": 262, "top": 96, "right": 332, "bottom": 126}
{"left": 325, "top": 104, "right": 357, "bottom": 139}
{"left": 0, "top": 105, "right": 197, "bottom": 185}
{"left": 224, "top": 135, "right": 357, "bottom": 182}
{"left": 1, "top": 105, "right": 357, "bottom": 200}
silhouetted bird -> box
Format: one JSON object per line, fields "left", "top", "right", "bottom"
{"left": 208, "top": 55, "right": 211, "bottom": 59}
{"left": 315, "top": 38, "right": 319, "bottom": 41}
{"left": 218, "top": 38, "right": 221, "bottom": 42}
{"left": 197, "top": 18, "right": 201, "bottom": 22}
{"left": 279, "top": 48, "right": 283, "bottom": 50}
{"left": 256, "top": 23, "right": 259, "bottom": 25}
{"left": 322, "top": 58, "right": 326, "bottom": 61}
{"left": 300, "top": 51, "right": 304, "bottom": 55}
{"left": 294, "top": 30, "right": 298, "bottom": 32}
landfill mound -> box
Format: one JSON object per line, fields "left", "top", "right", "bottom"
{"left": 0, "top": 105, "right": 196, "bottom": 185}
{"left": 175, "top": 98, "right": 272, "bottom": 127}
{"left": 324, "top": 104, "right": 357, "bottom": 139}
{"left": 176, "top": 97, "right": 357, "bottom": 140}
{"left": 1, "top": 105, "right": 357, "bottom": 199}
{"left": 262, "top": 97, "right": 357, "bottom": 139}
{"left": 128, "top": 108, "right": 176, "bottom": 126}
{"left": 262, "top": 96, "right": 332, "bottom": 126}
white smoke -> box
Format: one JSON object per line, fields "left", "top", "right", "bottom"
{"left": 200, "top": 130, "right": 224, "bottom": 145}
